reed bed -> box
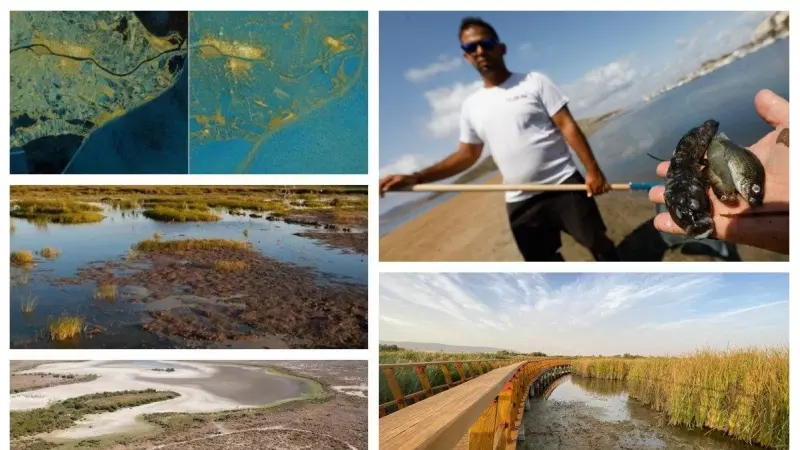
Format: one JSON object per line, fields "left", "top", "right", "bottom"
{"left": 11, "top": 200, "right": 104, "bottom": 224}
{"left": 571, "top": 347, "right": 788, "bottom": 448}
{"left": 134, "top": 238, "right": 252, "bottom": 253}
{"left": 142, "top": 207, "right": 220, "bottom": 223}
{"left": 39, "top": 247, "right": 61, "bottom": 260}
{"left": 48, "top": 316, "right": 84, "bottom": 341}
{"left": 11, "top": 250, "right": 34, "bottom": 267}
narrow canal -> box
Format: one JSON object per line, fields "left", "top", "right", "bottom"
{"left": 521, "top": 375, "right": 757, "bottom": 450}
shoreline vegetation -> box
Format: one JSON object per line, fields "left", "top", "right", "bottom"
{"left": 11, "top": 186, "right": 367, "bottom": 228}
{"left": 571, "top": 347, "right": 788, "bottom": 449}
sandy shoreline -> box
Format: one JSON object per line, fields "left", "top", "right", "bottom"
{"left": 379, "top": 173, "right": 785, "bottom": 262}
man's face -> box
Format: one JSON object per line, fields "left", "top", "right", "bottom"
{"left": 460, "top": 25, "right": 505, "bottom": 74}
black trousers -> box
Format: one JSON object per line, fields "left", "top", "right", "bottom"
{"left": 505, "top": 172, "right": 618, "bottom": 262}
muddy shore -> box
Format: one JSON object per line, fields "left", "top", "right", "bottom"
{"left": 53, "top": 246, "right": 367, "bottom": 349}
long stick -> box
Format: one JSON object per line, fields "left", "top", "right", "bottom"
{"left": 390, "top": 182, "right": 659, "bottom": 193}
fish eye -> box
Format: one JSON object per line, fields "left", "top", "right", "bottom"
{"left": 752, "top": 185, "right": 761, "bottom": 194}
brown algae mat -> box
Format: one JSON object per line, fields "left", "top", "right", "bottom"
{"left": 55, "top": 239, "right": 367, "bottom": 349}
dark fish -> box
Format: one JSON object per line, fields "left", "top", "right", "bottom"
{"left": 663, "top": 119, "right": 718, "bottom": 239}
{"left": 710, "top": 133, "right": 765, "bottom": 207}
{"left": 703, "top": 137, "right": 738, "bottom": 204}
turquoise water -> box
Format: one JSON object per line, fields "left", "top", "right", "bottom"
{"left": 188, "top": 11, "right": 368, "bottom": 174}
{"left": 380, "top": 39, "right": 789, "bottom": 235}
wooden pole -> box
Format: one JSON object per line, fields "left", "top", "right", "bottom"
{"left": 390, "top": 182, "right": 657, "bottom": 193}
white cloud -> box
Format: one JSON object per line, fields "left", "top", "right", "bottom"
{"left": 404, "top": 55, "right": 463, "bottom": 83}
{"left": 519, "top": 42, "right": 533, "bottom": 52}
{"left": 380, "top": 315, "right": 418, "bottom": 327}
{"left": 379, "top": 273, "right": 787, "bottom": 356}
{"left": 675, "top": 37, "right": 696, "bottom": 50}
{"left": 423, "top": 80, "right": 482, "bottom": 138}
{"left": 379, "top": 153, "right": 435, "bottom": 177}
{"left": 561, "top": 54, "right": 639, "bottom": 115}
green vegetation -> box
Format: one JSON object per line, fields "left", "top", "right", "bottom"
{"left": 11, "top": 200, "right": 104, "bottom": 224}
{"left": 20, "top": 293, "right": 37, "bottom": 314}
{"left": 243, "top": 228, "right": 249, "bottom": 237}
{"left": 379, "top": 346, "right": 546, "bottom": 413}
{"left": 153, "top": 231, "right": 164, "bottom": 240}
{"left": 93, "top": 283, "right": 117, "bottom": 301}
{"left": 572, "top": 347, "right": 788, "bottom": 448}
{"left": 135, "top": 238, "right": 252, "bottom": 253}
{"left": 11, "top": 222, "right": 16, "bottom": 233}
{"left": 39, "top": 247, "right": 61, "bottom": 260}
{"left": 213, "top": 260, "right": 249, "bottom": 271}
{"left": 48, "top": 316, "right": 84, "bottom": 341}
{"left": 142, "top": 207, "right": 220, "bottom": 223}
{"left": 10, "top": 389, "right": 179, "bottom": 438}
{"left": 11, "top": 250, "right": 34, "bottom": 267}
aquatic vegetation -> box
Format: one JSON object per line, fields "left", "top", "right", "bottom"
{"left": 10, "top": 250, "right": 34, "bottom": 267}
{"left": 11, "top": 201, "right": 105, "bottom": 224}
{"left": 142, "top": 207, "right": 221, "bottom": 222}
{"left": 20, "top": 294, "right": 37, "bottom": 314}
{"left": 126, "top": 249, "right": 139, "bottom": 260}
{"left": 10, "top": 389, "right": 179, "bottom": 438}
{"left": 93, "top": 283, "right": 117, "bottom": 301}
{"left": 570, "top": 358, "right": 631, "bottom": 380}
{"left": 48, "top": 315, "right": 84, "bottom": 341}
{"left": 10, "top": 222, "right": 16, "bottom": 234}
{"left": 135, "top": 238, "right": 253, "bottom": 253}
{"left": 304, "top": 200, "right": 329, "bottom": 209}
{"left": 11, "top": 271, "right": 30, "bottom": 287}
{"left": 213, "top": 260, "right": 249, "bottom": 271}
{"left": 572, "top": 347, "right": 789, "bottom": 448}
{"left": 39, "top": 247, "right": 61, "bottom": 260}
{"left": 243, "top": 228, "right": 250, "bottom": 237}
{"left": 153, "top": 231, "right": 165, "bottom": 240}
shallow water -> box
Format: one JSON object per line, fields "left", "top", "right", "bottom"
{"left": 522, "top": 375, "right": 756, "bottom": 449}
{"left": 380, "top": 39, "right": 789, "bottom": 234}
{"left": 10, "top": 204, "right": 366, "bottom": 348}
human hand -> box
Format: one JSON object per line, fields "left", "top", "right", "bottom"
{"left": 379, "top": 174, "right": 420, "bottom": 198}
{"left": 648, "top": 89, "right": 789, "bottom": 255}
{"left": 585, "top": 168, "right": 611, "bottom": 197}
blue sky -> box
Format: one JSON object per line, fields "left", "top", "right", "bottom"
{"left": 379, "top": 11, "right": 776, "bottom": 213}
{"left": 380, "top": 273, "right": 788, "bottom": 356}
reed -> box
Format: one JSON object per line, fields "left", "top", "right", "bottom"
{"left": 135, "top": 238, "right": 252, "bottom": 253}
{"left": 20, "top": 294, "right": 37, "bottom": 314}
{"left": 571, "top": 347, "right": 789, "bottom": 448}
{"left": 93, "top": 283, "right": 117, "bottom": 301}
{"left": 11, "top": 250, "right": 34, "bottom": 267}
{"left": 39, "top": 247, "right": 61, "bottom": 260}
{"left": 48, "top": 316, "right": 84, "bottom": 341}
{"left": 142, "top": 207, "right": 220, "bottom": 222}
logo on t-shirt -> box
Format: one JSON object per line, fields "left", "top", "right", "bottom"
{"left": 506, "top": 93, "right": 532, "bottom": 102}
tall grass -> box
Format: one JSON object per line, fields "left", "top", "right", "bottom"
{"left": 48, "top": 316, "right": 84, "bottom": 341}
{"left": 20, "top": 294, "right": 37, "bottom": 314}
{"left": 571, "top": 347, "right": 789, "bottom": 448}
{"left": 39, "top": 247, "right": 61, "bottom": 260}
{"left": 93, "top": 283, "right": 117, "bottom": 301}
{"left": 142, "top": 207, "right": 220, "bottom": 222}
{"left": 11, "top": 250, "right": 34, "bottom": 267}
{"left": 135, "top": 238, "right": 252, "bottom": 253}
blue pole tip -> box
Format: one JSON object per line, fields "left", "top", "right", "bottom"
{"left": 628, "top": 182, "right": 662, "bottom": 191}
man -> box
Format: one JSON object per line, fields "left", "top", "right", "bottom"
{"left": 379, "top": 17, "right": 620, "bottom": 262}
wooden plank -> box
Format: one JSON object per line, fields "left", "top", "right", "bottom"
{"left": 380, "top": 362, "right": 524, "bottom": 450}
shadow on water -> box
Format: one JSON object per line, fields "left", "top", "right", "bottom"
{"left": 10, "top": 204, "right": 366, "bottom": 349}
{"left": 522, "top": 375, "right": 759, "bottom": 450}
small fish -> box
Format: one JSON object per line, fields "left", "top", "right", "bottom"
{"left": 777, "top": 128, "right": 789, "bottom": 147}
{"left": 663, "top": 119, "right": 718, "bottom": 239}
{"left": 703, "top": 133, "right": 766, "bottom": 206}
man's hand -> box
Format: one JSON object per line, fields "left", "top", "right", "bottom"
{"left": 379, "top": 174, "right": 420, "bottom": 198}
{"left": 648, "top": 89, "right": 789, "bottom": 255}
{"left": 585, "top": 168, "right": 611, "bottom": 197}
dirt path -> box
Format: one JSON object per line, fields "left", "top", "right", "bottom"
{"left": 379, "top": 174, "right": 785, "bottom": 262}
{"left": 148, "top": 425, "right": 359, "bottom": 450}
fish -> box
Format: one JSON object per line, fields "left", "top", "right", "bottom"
{"left": 663, "top": 119, "right": 718, "bottom": 239}
{"left": 705, "top": 133, "right": 765, "bottom": 207}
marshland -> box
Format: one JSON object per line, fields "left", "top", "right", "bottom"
{"left": 379, "top": 346, "right": 788, "bottom": 449}
{"left": 10, "top": 186, "right": 368, "bottom": 349}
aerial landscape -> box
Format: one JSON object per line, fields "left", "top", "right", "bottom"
{"left": 10, "top": 186, "right": 368, "bottom": 349}
{"left": 10, "top": 11, "right": 189, "bottom": 174}
{"left": 10, "top": 360, "right": 367, "bottom": 449}
{"left": 189, "top": 11, "right": 368, "bottom": 174}
{"left": 379, "top": 272, "right": 789, "bottom": 449}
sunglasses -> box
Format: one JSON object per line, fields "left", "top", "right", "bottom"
{"left": 461, "top": 38, "right": 499, "bottom": 54}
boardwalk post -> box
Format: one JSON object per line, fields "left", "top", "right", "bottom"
{"left": 382, "top": 367, "right": 407, "bottom": 410}
{"left": 468, "top": 397, "right": 498, "bottom": 450}
{"left": 496, "top": 382, "right": 513, "bottom": 449}
{"left": 413, "top": 365, "right": 434, "bottom": 399}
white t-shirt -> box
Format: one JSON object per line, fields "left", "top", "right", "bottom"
{"left": 459, "top": 71, "right": 578, "bottom": 203}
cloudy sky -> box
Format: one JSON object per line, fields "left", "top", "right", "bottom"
{"left": 379, "top": 10, "right": 776, "bottom": 214}
{"left": 380, "top": 273, "right": 788, "bottom": 356}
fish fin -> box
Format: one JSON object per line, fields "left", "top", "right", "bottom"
{"left": 715, "top": 131, "right": 730, "bottom": 141}
{"left": 646, "top": 153, "right": 667, "bottom": 162}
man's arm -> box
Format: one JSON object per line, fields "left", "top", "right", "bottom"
{"left": 550, "top": 105, "right": 611, "bottom": 196}
{"left": 550, "top": 106, "right": 601, "bottom": 173}
{"left": 411, "top": 142, "right": 483, "bottom": 183}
